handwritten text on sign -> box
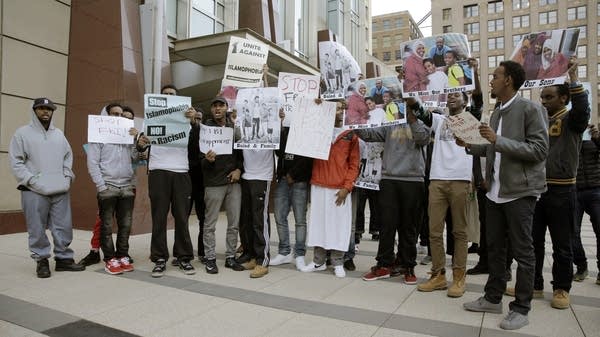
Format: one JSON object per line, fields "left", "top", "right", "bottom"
{"left": 446, "top": 111, "right": 489, "bottom": 145}
{"left": 199, "top": 124, "right": 234, "bottom": 155}
{"left": 278, "top": 72, "right": 320, "bottom": 127}
{"left": 88, "top": 115, "right": 134, "bottom": 144}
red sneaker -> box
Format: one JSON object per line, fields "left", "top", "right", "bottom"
{"left": 404, "top": 268, "right": 417, "bottom": 285}
{"left": 105, "top": 258, "right": 123, "bottom": 275}
{"left": 119, "top": 257, "right": 134, "bottom": 272}
{"left": 362, "top": 265, "right": 391, "bottom": 281}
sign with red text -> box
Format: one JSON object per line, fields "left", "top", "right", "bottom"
{"left": 88, "top": 115, "right": 134, "bottom": 144}
{"left": 286, "top": 97, "right": 336, "bottom": 160}
{"left": 278, "top": 72, "right": 320, "bottom": 127}
{"left": 446, "top": 111, "right": 489, "bottom": 145}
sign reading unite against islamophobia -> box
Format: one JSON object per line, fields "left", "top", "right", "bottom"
{"left": 199, "top": 124, "right": 234, "bottom": 155}
{"left": 222, "top": 36, "right": 269, "bottom": 88}
{"left": 318, "top": 41, "right": 362, "bottom": 100}
{"left": 143, "top": 94, "right": 191, "bottom": 147}
{"left": 400, "top": 33, "right": 474, "bottom": 107}
{"left": 87, "top": 115, "right": 134, "bottom": 144}
{"left": 510, "top": 28, "right": 580, "bottom": 89}
{"left": 278, "top": 72, "right": 320, "bottom": 127}
{"left": 285, "top": 96, "right": 336, "bottom": 160}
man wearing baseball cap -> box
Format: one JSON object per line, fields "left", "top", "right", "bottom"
{"left": 9, "top": 97, "right": 85, "bottom": 278}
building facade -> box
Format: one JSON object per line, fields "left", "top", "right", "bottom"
{"left": 371, "top": 11, "right": 424, "bottom": 70}
{"left": 431, "top": 0, "right": 599, "bottom": 120}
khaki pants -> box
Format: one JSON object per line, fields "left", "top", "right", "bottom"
{"left": 428, "top": 180, "right": 470, "bottom": 273}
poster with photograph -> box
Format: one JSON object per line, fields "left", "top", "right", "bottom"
{"left": 511, "top": 28, "right": 580, "bottom": 88}
{"left": 285, "top": 96, "right": 336, "bottom": 160}
{"left": 234, "top": 87, "right": 281, "bottom": 149}
{"left": 318, "top": 41, "right": 361, "bottom": 100}
{"left": 278, "top": 72, "right": 320, "bottom": 127}
{"left": 199, "top": 124, "right": 234, "bottom": 155}
{"left": 355, "top": 141, "right": 384, "bottom": 190}
{"left": 344, "top": 76, "right": 406, "bottom": 129}
{"left": 222, "top": 36, "right": 269, "bottom": 88}
{"left": 87, "top": 115, "right": 134, "bottom": 144}
{"left": 143, "top": 94, "right": 191, "bottom": 147}
{"left": 400, "top": 33, "right": 474, "bottom": 104}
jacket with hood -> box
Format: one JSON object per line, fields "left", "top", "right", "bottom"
{"left": 9, "top": 105, "right": 74, "bottom": 196}
{"left": 86, "top": 106, "right": 138, "bottom": 192}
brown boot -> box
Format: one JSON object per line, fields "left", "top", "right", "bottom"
{"left": 447, "top": 268, "right": 466, "bottom": 298}
{"left": 417, "top": 270, "right": 447, "bottom": 292}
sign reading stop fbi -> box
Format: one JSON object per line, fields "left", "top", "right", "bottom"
{"left": 143, "top": 94, "right": 192, "bottom": 147}
{"left": 277, "top": 72, "right": 321, "bottom": 127}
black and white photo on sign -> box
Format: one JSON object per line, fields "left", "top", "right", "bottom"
{"left": 400, "top": 33, "right": 474, "bottom": 105}
{"left": 318, "top": 41, "right": 361, "bottom": 100}
{"left": 234, "top": 87, "right": 280, "bottom": 149}
{"left": 355, "top": 141, "right": 384, "bottom": 190}
{"left": 510, "top": 28, "right": 580, "bottom": 89}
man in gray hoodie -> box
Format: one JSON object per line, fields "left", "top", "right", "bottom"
{"left": 9, "top": 97, "right": 85, "bottom": 278}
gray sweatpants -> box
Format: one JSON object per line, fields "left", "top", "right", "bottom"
{"left": 21, "top": 191, "right": 74, "bottom": 260}
{"left": 203, "top": 184, "right": 241, "bottom": 260}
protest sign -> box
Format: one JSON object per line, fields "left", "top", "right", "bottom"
{"left": 446, "top": 111, "right": 489, "bottom": 145}
{"left": 355, "top": 141, "right": 384, "bottom": 190}
{"left": 222, "top": 36, "right": 269, "bottom": 88}
{"left": 344, "top": 76, "right": 405, "bottom": 129}
{"left": 143, "top": 94, "right": 191, "bottom": 147}
{"left": 199, "top": 124, "right": 234, "bottom": 155}
{"left": 400, "top": 33, "right": 474, "bottom": 105}
{"left": 285, "top": 96, "right": 336, "bottom": 160}
{"left": 511, "top": 28, "right": 580, "bottom": 89}
{"left": 318, "top": 41, "right": 361, "bottom": 100}
{"left": 234, "top": 87, "right": 280, "bottom": 150}
{"left": 278, "top": 72, "right": 320, "bottom": 127}
{"left": 87, "top": 115, "right": 134, "bottom": 144}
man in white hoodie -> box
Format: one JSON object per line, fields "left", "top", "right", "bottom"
{"left": 9, "top": 97, "right": 85, "bottom": 278}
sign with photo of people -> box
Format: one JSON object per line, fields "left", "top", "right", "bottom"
{"left": 233, "top": 87, "right": 281, "bottom": 149}
{"left": 510, "top": 28, "right": 580, "bottom": 89}
{"left": 318, "top": 41, "right": 362, "bottom": 100}
{"left": 400, "top": 33, "right": 474, "bottom": 107}
{"left": 343, "top": 76, "right": 406, "bottom": 129}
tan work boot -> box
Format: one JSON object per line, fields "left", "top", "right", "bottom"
{"left": 242, "top": 258, "right": 257, "bottom": 270}
{"left": 250, "top": 265, "right": 268, "bottom": 278}
{"left": 447, "top": 268, "right": 466, "bottom": 298}
{"left": 551, "top": 289, "right": 570, "bottom": 309}
{"left": 417, "top": 270, "right": 447, "bottom": 292}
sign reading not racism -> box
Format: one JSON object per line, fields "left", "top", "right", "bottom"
{"left": 143, "top": 94, "right": 191, "bottom": 147}
{"left": 222, "top": 36, "right": 269, "bottom": 88}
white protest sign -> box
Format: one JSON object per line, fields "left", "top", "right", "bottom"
{"left": 222, "top": 36, "right": 269, "bottom": 88}
{"left": 234, "top": 87, "right": 281, "bottom": 150}
{"left": 199, "top": 124, "right": 234, "bottom": 155}
{"left": 278, "top": 72, "right": 320, "bottom": 127}
{"left": 354, "top": 141, "right": 384, "bottom": 190}
{"left": 87, "top": 115, "right": 134, "bottom": 144}
{"left": 446, "top": 111, "right": 489, "bottom": 145}
{"left": 143, "top": 94, "right": 191, "bottom": 147}
{"left": 285, "top": 97, "right": 336, "bottom": 160}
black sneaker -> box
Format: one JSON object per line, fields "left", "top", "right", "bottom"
{"left": 468, "top": 243, "right": 479, "bottom": 254}
{"left": 225, "top": 257, "right": 245, "bottom": 271}
{"left": 152, "top": 259, "right": 166, "bottom": 278}
{"left": 343, "top": 259, "right": 356, "bottom": 271}
{"left": 55, "top": 258, "right": 85, "bottom": 272}
{"left": 205, "top": 259, "right": 218, "bottom": 274}
{"left": 179, "top": 260, "right": 196, "bottom": 275}
{"left": 199, "top": 256, "right": 207, "bottom": 264}
{"left": 467, "top": 263, "right": 489, "bottom": 275}
{"left": 36, "top": 258, "right": 51, "bottom": 278}
{"left": 235, "top": 253, "right": 251, "bottom": 264}
{"left": 78, "top": 250, "right": 101, "bottom": 266}
{"left": 171, "top": 258, "right": 179, "bottom": 267}
{"left": 371, "top": 233, "right": 380, "bottom": 241}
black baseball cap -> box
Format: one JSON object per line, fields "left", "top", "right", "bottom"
{"left": 211, "top": 96, "right": 228, "bottom": 106}
{"left": 32, "top": 98, "right": 57, "bottom": 111}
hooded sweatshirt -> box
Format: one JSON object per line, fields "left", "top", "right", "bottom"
{"left": 9, "top": 105, "right": 74, "bottom": 195}
{"left": 86, "top": 106, "right": 138, "bottom": 192}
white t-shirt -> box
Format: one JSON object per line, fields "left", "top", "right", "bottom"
{"left": 242, "top": 149, "right": 274, "bottom": 181}
{"left": 368, "top": 107, "right": 386, "bottom": 125}
{"left": 429, "top": 113, "right": 473, "bottom": 181}
{"left": 148, "top": 145, "right": 188, "bottom": 173}
{"left": 426, "top": 71, "right": 448, "bottom": 91}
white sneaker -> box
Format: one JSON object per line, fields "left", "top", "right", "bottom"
{"left": 295, "top": 256, "right": 306, "bottom": 270}
{"left": 270, "top": 253, "right": 293, "bottom": 266}
{"left": 301, "top": 262, "right": 327, "bottom": 273}
{"left": 334, "top": 265, "right": 346, "bottom": 278}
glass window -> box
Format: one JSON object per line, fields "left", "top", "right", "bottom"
{"left": 464, "top": 22, "right": 479, "bottom": 35}
{"left": 488, "top": 55, "right": 504, "bottom": 68}
{"left": 372, "top": 37, "right": 378, "bottom": 47}
{"left": 513, "top": 15, "right": 529, "bottom": 28}
{"left": 443, "top": 25, "right": 452, "bottom": 33}
{"left": 488, "top": 19, "right": 504, "bottom": 32}
{"left": 513, "top": 34, "right": 524, "bottom": 47}
{"left": 513, "top": 0, "right": 529, "bottom": 10}
{"left": 539, "top": 11, "right": 557, "bottom": 25}
{"left": 443, "top": 8, "right": 451, "bottom": 20}
{"left": 383, "top": 51, "right": 391, "bottom": 61}
{"left": 568, "top": 6, "right": 586, "bottom": 20}
{"left": 539, "top": 0, "right": 556, "bottom": 5}
{"left": 190, "top": 9, "right": 215, "bottom": 37}
{"left": 488, "top": 1, "right": 503, "bottom": 14}
{"left": 575, "top": 26, "right": 587, "bottom": 39}
{"left": 396, "top": 18, "right": 403, "bottom": 28}
{"left": 597, "top": 64, "right": 600, "bottom": 77}
{"left": 577, "top": 45, "right": 587, "bottom": 58}
{"left": 488, "top": 37, "right": 504, "bottom": 50}
{"left": 597, "top": 43, "right": 600, "bottom": 56}
{"left": 470, "top": 40, "right": 480, "bottom": 52}
{"left": 578, "top": 65, "right": 587, "bottom": 78}
{"left": 192, "top": 0, "right": 214, "bottom": 14}
{"left": 395, "top": 49, "right": 402, "bottom": 60}
{"left": 463, "top": 4, "right": 479, "bottom": 18}
{"left": 382, "top": 36, "right": 391, "bottom": 47}
{"left": 383, "top": 19, "right": 391, "bottom": 30}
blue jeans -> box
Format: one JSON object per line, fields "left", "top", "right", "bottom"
{"left": 273, "top": 180, "right": 308, "bottom": 257}
{"left": 573, "top": 187, "right": 600, "bottom": 271}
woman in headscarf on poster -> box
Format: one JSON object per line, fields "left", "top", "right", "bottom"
{"left": 523, "top": 33, "right": 547, "bottom": 80}
{"left": 537, "top": 39, "right": 569, "bottom": 79}
{"left": 345, "top": 82, "right": 370, "bottom": 126}
{"left": 403, "top": 40, "right": 429, "bottom": 93}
